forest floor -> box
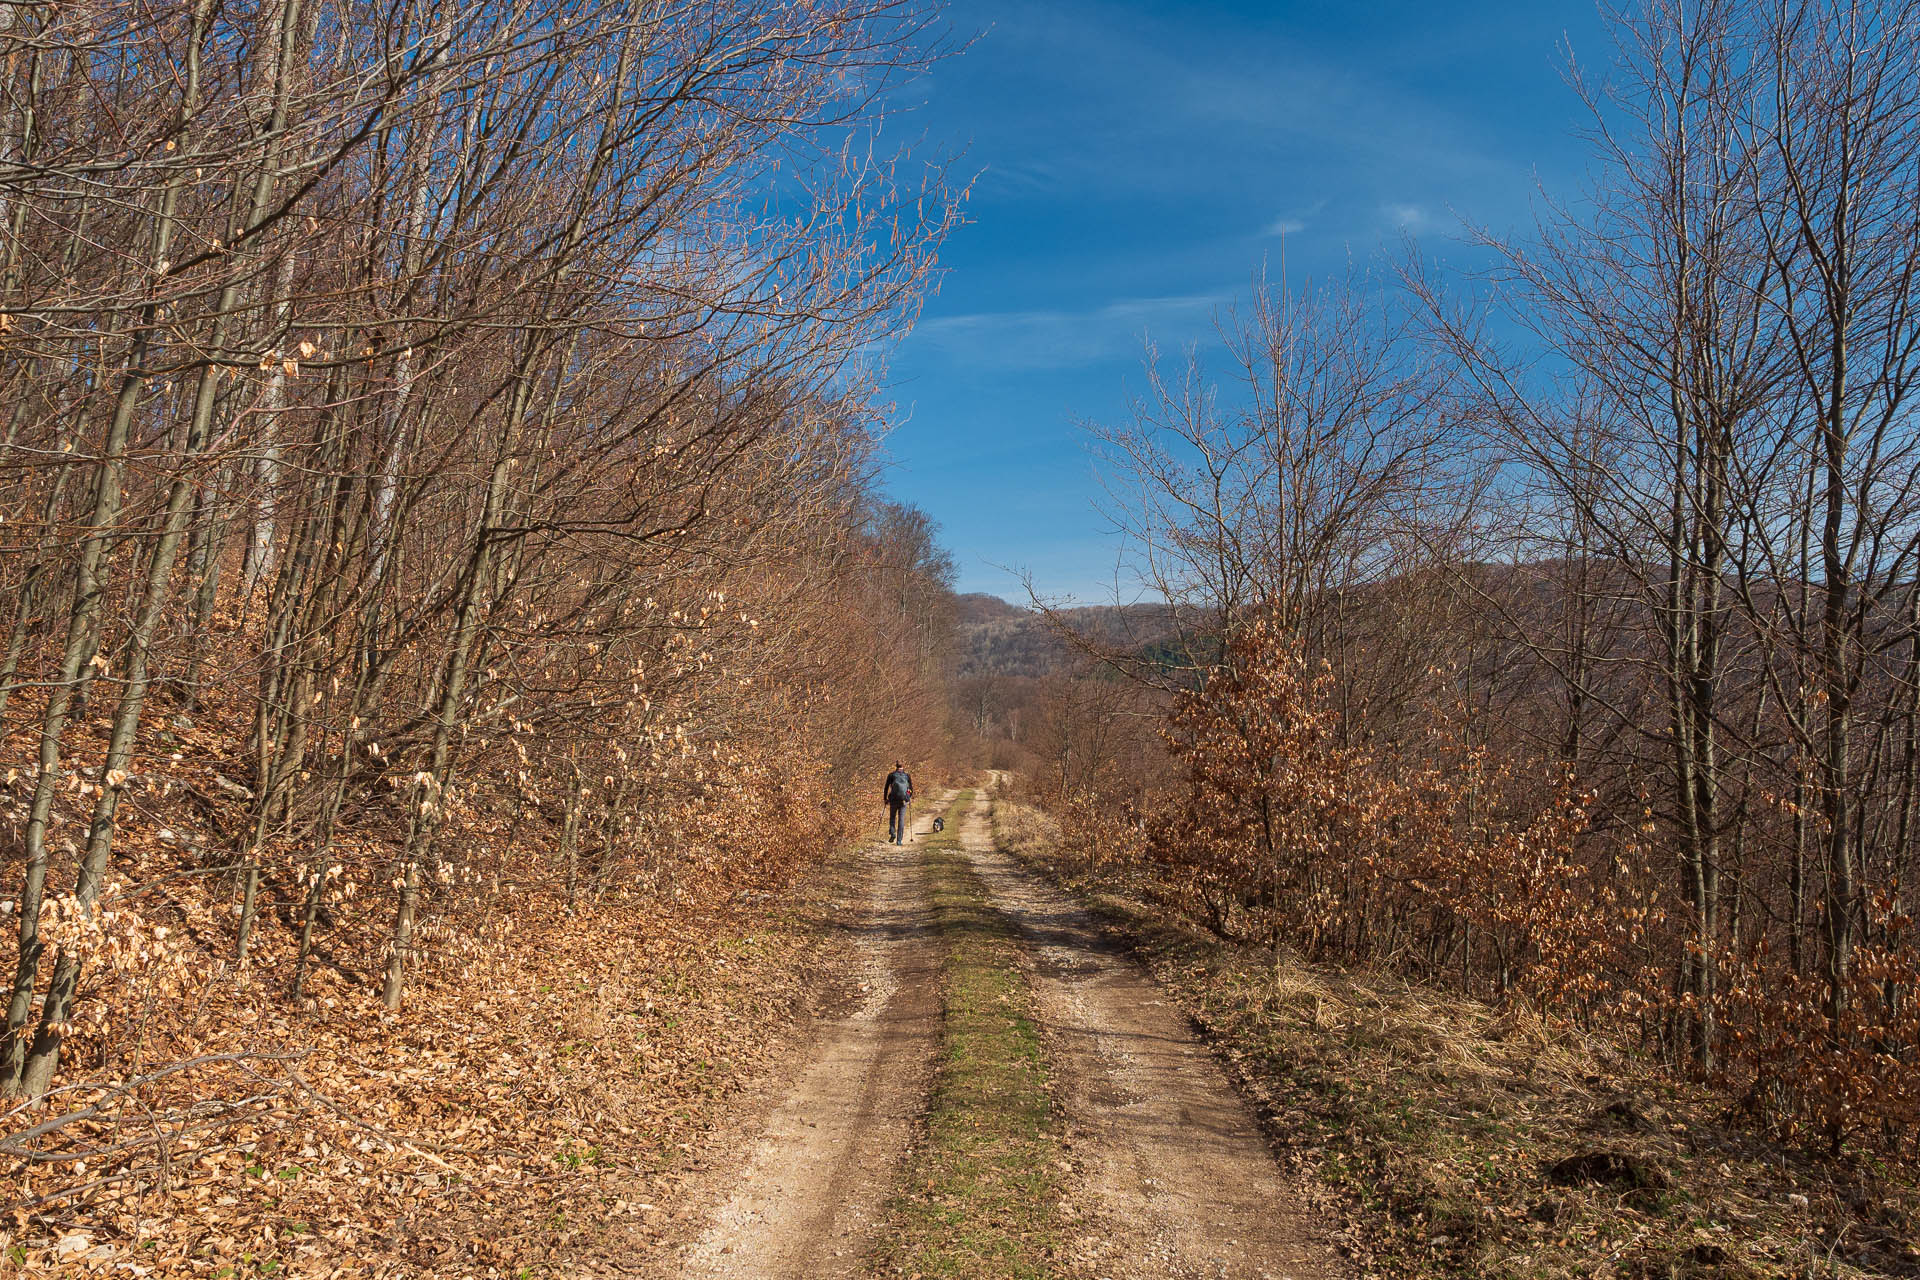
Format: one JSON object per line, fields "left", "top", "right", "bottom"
{"left": 20, "top": 775, "right": 1911, "bottom": 1279}
{"left": 622, "top": 790, "right": 1330, "bottom": 1280}
{"left": 2, "top": 778, "right": 1326, "bottom": 1279}
{"left": 2, "top": 799, "right": 882, "bottom": 1280}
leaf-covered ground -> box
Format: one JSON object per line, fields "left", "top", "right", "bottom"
{"left": 6, "top": 892, "right": 854, "bottom": 1278}
{"left": 0, "top": 696, "right": 868, "bottom": 1279}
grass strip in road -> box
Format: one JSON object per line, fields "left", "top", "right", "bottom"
{"left": 875, "top": 791, "right": 1063, "bottom": 1280}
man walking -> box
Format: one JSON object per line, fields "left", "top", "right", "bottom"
{"left": 883, "top": 762, "right": 914, "bottom": 844}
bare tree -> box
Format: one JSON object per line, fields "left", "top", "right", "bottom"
{"left": 0, "top": 0, "right": 958, "bottom": 1105}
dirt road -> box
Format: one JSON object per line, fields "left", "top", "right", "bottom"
{"left": 653, "top": 793, "right": 1327, "bottom": 1279}
{"left": 956, "top": 793, "right": 1324, "bottom": 1280}
{"left": 671, "top": 802, "right": 947, "bottom": 1278}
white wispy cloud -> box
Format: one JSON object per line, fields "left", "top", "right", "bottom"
{"left": 978, "top": 159, "right": 1064, "bottom": 198}
{"left": 916, "top": 291, "right": 1231, "bottom": 371}
{"left": 1262, "top": 216, "right": 1307, "bottom": 237}
{"left": 1384, "top": 202, "right": 1431, "bottom": 231}
{"left": 962, "top": 3, "right": 1506, "bottom": 207}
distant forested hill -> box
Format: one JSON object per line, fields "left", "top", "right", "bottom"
{"left": 954, "top": 593, "right": 1182, "bottom": 678}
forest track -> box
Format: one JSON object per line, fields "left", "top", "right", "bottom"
{"left": 660, "top": 796, "right": 949, "bottom": 1279}
{"left": 639, "top": 789, "right": 1325, "bottom": 1278}
{"left": 955, "top": 793, "right": 1327, "bottom": 1280}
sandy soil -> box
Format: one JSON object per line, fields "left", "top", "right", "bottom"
{"left": 954, "top": 793, "right": 1327, "bottom": 1280}
{"left": 652, "top": 800, "right": 948, "bottom": 1279}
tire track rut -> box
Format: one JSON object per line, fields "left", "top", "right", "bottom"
{"left": 665, "top": 801, "right": 948, "bottom": 1278}
{"left": 955, "top": 793, "right": 1327, "bottom": 1280}
{"left": 650, "top": 791, "right": 1327, "bottom": 1279}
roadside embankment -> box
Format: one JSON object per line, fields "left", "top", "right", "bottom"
{"left": 988, "top": 795, "right": 1920, "bottom": 1280}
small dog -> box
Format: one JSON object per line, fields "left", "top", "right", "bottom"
{"left": 931, "top": 816, "right": 945, "bottom": 833}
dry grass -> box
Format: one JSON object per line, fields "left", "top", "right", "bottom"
{"left": 986, "top": 797, "right": 1059, "bottom": 865}
{"left": 995, "top": 799, "right": 1920, "bottom": 1280}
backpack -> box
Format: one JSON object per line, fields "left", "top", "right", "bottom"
{"left": 886, "top": 770, "right": 912, "bottom": 803}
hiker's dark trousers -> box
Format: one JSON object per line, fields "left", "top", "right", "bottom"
{"left": 888, "top": 801, "right": 908, "bottom": 844}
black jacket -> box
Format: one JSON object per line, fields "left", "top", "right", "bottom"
{"left": 883, "top": 769, "right": 913, "bottom": 805}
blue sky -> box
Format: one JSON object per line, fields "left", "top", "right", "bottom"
{"left": 877, "top": 0, "right": 1612, "bottom": 603}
